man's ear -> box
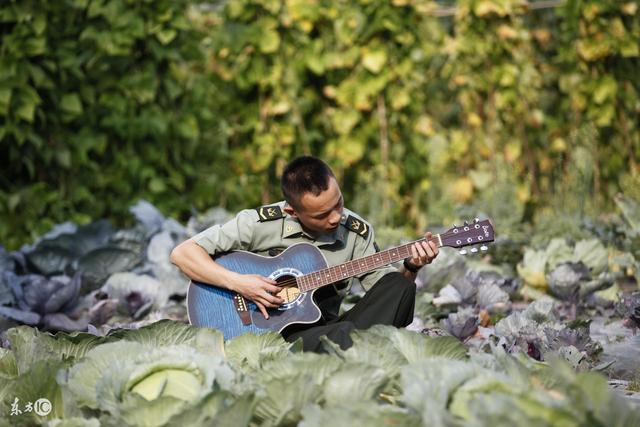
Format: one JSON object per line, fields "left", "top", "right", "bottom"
{"left": 283, "top": 205, "right": 297, "bottom": 218}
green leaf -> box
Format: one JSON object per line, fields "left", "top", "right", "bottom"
{"left": 118, "top": 394, "right": 191, "bottom": 427}
{"left": 576, "top": 39, "right": 611, "bottom": 61}
{"left": 401, "top": 359, "right": 482, "bottom": 424}
{"left": 254, "top": 374, "right": 323, "bottom": 424}
{"left": 469, "top": 169, "right": 493, "bottom": 190}
{"left": 0, "top": 87, "right": 11, "bottom": 114}
{"left": 573, "top": 239, "right": 608, "bottom": 275}
{"left": 15, "top": 101, "right": 36, "bottom": 122}
{"left": 593, "top": 77, "right": 617, "bottom": 104}
{"left": 28, "top": 65, "right": 53, "bottom": 89}
{"left": 620, "top": 38, "right": 639, "bottom": 57}
{"left": 55, "top": 150, "right": 71, "bottom": 169}
{"left": 258, "top": 352, "right": 343, "bottom": 385}
{"left": 20, "top": 86, "right": 42, "bottom": 105}
{"left": 44, "top": 417, "right": 100, "bottom": 427}
{"left": 60, "top": 94, "right": 83, "bottom": 116}
{"left": 131, "top": 369, "right": 201, "bottom": 401}
{"left": 517, "top": 248, "right": 548, "bottom": 288}
{"left": 322, "top": 363, "right": 389, "bottom": 406}
{"left": 106, "top": 320, "right": 225, "bottom": 358}
{"left": 32, "top": 14, "right": 46, "bottom": 35}
{"left": 306, "top": 54, "right": 324, "bottom": 74}
{"left": 24, "top": 37, "right": 46, "bottom": 56}
{"left": 555, "top": 345, "right": 586, "bottom": 369}
{"left": 156, "top": 29, "right": 177, "bottom": 45}
{"left": 176, "top": 115, "right": 199, "bottom": 140}
{"left": 362, "top": 49, "right": 387, "bottom": 74}
{"left": 6, "top": 326, "right": 105, "bottom": 375}
{"left": 325, "top": 136, "right": 365, "bottom": 165}
{"left": 593, "top": 103, "right": 615, "bottom": 127}
{"left": 545, "top": 238, "right": 574, "bottom": 270}
{"left": 572, "top": 371, "right": 640, "bottom": 426}
{"left": 301, "top": 402, "right": 421, "bottom": 427}
{"left": 337, "top": 343, "right": 403, "bottom": 376}
{"left": 71, "top": 0, "right": 90, "bottom": 8}
{"left": 62, "top": 341, "right": 233, "bottom": 417}
{"left": 331, "top": 108, "right": 360, "bottom": 135}
{"left": 225, "top": 332, "right": 294, "bottom": 373}
{"left": 149, "top": 177, "right": 166, "bottom": 193}
{"left": 0, "top": 87, "right": 12, "bottom": 108}
{"left": 614, "top": 194, "right": 640, "bottom": 231}
{"left": 259, "top": 29, "right": 280, "bottom": 53}
{"left": 379, "top": 326, "right": 467, "bottom": 362}
{"left": 0, "top": 348, "right": 17, "bottom": 379}
{"left": 165, "top": 391, "right": 255, "bottom": 427}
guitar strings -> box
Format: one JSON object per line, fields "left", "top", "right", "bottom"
{"left": 272, "top": 236, "right": 440, "bottom": 290}
{"left": 269, "top": 228, "right": 488, "bottom": 301}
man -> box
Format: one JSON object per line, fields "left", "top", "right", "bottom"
{"left": 170, "top": 156, "right": 438, "bottom": 351}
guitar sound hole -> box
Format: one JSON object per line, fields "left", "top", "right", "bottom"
{"left": 275, "top": 275, "right": 301, "bottom": 304}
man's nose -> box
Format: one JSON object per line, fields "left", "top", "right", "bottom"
{"left": 329, "top": 210, "right": 342, "bottom": 225}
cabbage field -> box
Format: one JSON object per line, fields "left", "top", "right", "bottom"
{"left": 1, "top": 199, "right": 639, "bottom": 426}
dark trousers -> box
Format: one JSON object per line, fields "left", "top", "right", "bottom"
{"left": 282, "top": 272, "right": 416, "bottom": 352}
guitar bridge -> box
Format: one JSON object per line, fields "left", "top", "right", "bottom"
{"left": 233, "top": 293, "right": 252, "bottom": 326}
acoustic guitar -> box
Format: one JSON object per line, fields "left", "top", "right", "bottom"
{"left": 187, "top": 219, "right": 494, "bottom": 339}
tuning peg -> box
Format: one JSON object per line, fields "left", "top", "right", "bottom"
{"left": 453, "top": 224, "right": 458, "bottom": 228}
{"left": 480, "top": 245, "right": 488, "bottom": 251}
{"left": 470, "top": 247, "right": 478, "bottom": 253}
{"left": 474, "top": 218, "right": 480, "bottom": 223}
{"left": 459, "top": 249, "right": 467, "bottom": 255}
{"left": 464, "top": 220, "right": 469, "bottom": 226}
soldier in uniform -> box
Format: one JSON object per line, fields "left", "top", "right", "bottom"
{"left": 171, "top": 156, "right": 439, "bottom": 351}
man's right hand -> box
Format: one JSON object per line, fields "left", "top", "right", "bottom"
{"left": 231, "top": 275, "right": 284, "bottom": 319}
{"left": 169, "top": 240, "right": 284, "bottom": 319}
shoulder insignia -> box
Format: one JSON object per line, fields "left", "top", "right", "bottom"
{"left": 345, "top": 215, "right": 370, "bottom": 239}
{"left": 256, "top": 205, "right": 284, "bottom": 222}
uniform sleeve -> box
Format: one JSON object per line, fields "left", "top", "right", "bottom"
{"left": 353, "top": 224, "right": 399, "bottom": 292}
{"left": 191, "top": 209, "right": 258, "bottom": 255}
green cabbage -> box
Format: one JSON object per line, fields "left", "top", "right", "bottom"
{"left": 61, "top": 341, "right": 233, "bottom": 426}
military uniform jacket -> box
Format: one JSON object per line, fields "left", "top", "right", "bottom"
{"left": 192, "top": 201, "right": 398, "bottom": 318}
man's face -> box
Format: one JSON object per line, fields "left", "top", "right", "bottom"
{"left": 285, "top": 177, "right": 344, "bottom": 236}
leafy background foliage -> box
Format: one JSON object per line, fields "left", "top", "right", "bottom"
{"left": 1, "top": 0, "right": 639, "bottom": 249}
{"left": 205, "top": 0, "right": 639, "bottom": 231}
{"left": 0, "top": 0, "right": 222, "bottom": 248}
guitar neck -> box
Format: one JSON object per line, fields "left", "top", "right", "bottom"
{"left": 296, "top": 235, "right": 441, "bottom": 292}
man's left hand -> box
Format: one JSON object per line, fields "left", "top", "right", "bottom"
{"left": 406, "top": 231, "right": 439, "bottom": 272}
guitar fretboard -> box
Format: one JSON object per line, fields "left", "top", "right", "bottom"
{"left": 295, "top": 236, "right": 439, "bottom": 292}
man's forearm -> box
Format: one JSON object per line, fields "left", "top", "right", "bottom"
{"left": 170, "top": 239, "right": 241, "bottom": 291}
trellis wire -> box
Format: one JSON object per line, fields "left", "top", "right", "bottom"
{"left": 432, "top": 1, "right": 565, "bottom": 17}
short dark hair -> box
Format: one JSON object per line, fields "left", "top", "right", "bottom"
{"left": 281, "top": 156, "right": 335, "bottom": 209}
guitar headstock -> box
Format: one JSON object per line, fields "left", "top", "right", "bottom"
{"left": 440, "top": 218, "right": 494, "bottom": 255}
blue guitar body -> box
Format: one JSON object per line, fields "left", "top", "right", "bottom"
{"left": 187, "top": 243, "right": 331, "bottom": 340}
